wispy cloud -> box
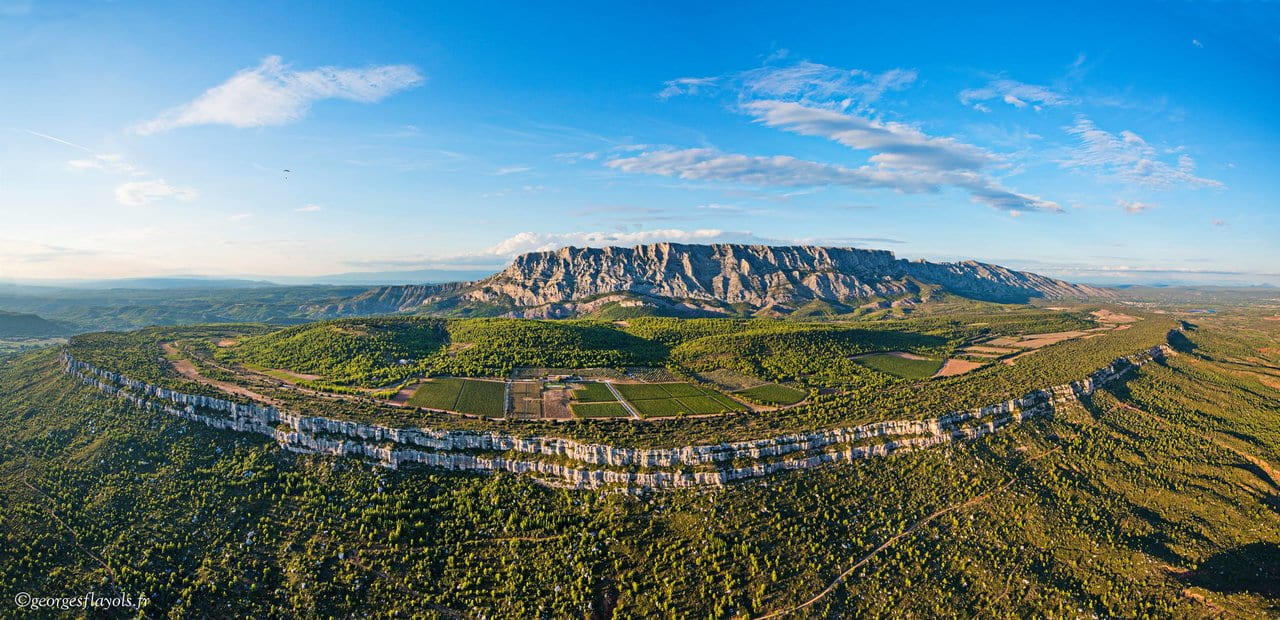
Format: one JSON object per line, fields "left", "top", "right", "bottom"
{"left": 740, "top": 61, "right": 916, "bottom": 109}
{"left": 134, "top": 56, "right": 424, "bottom": 134}
{"left": 493, "top": 165, "right": 532, "bottom": 175}
{"left": 959, "top": 78, "right": 1072, "bottom": 111}
{"left": 114, "top": 180, "right": 198, "bottom": 206}
{"left": 658, "top": 61, "right": 915, "bottom": 111}
{"left": 0, "top": 240, "right": 98, "bottom": 264}
{"left": 68, "top": 153, "right": 143, "bottom": 176}
{"left": 744, "top": 100, "right": 993, "bottom": 170}
{"left": 606, "top": 147, "right": 1060, "bottom": 213}
{"left": 658, "top": 76, "right": 719, "bottom": 99}
{"left": 25, "top": 129, "right": 91, "bottom": 151}
{"left": 1118, "top": 199, "right": 1156, "bottom": 214}
{"left": 640, "top": 60, "right": 1058, "bottom": 214}
{"left": 1062, "top": 117, "right": 1224, "bottom": 189}
{"left": 608, "top": 148, "right": 931, "bottom": 191}
{"left": 295, "top": 204, "right": 323, "bottom": 212}
{"left": 229, "top": 213, "right": 253, "bottom": 221}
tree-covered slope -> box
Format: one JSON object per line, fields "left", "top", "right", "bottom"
{"left": 0, "top": 310, "right": 74, "bottom": 338}
{"left": 233, "top": 317, "right": 448, "bottom": 385}
{"left": 2, "top": 316, "right": 1278, "bottom": 616}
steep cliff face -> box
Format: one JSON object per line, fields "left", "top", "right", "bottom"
{"left": 62, "top": 341, "right": 1169, "bottom": 490}
{"left": 321, "top": 243, "right": 1110, "bottom": 317}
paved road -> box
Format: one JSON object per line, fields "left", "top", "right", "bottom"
{"left": 604, "top": 381, "right": 640, "bottom": 419}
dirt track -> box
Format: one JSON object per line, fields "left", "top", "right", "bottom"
{"left": 754, "top": 448, "right": 1061, "bottom": 619}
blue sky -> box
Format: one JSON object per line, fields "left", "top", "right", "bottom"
{"left": 1, "top": 1, "right": 1277, "bottom": 285}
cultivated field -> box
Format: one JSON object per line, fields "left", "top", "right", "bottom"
{"left": 852, "top": 351, "right": 945, "bottom": 379}
{"left": 407, "top": 378, "right": 505, "bottom": 416}
{"left": 734, "top": 383, "right": 807, "bottom": 406}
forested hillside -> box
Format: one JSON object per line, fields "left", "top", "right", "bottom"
{"left": 0, "top": 310, "right": 73, "bottom": 338}
{"left": 2, "top": 316, "right": 1278, "bottom": 616}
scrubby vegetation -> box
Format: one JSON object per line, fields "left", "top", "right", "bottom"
{"left": 233, "top": 317, "right": 447, "bottom": 387}
{"left": 4, "top": 313, "right": 1279, "bottom": 616}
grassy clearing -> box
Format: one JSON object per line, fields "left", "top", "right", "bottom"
{"left": 852, "top": 352, "right": 944, "bottom": 380}
{"left": 406, "top": 378, "right": 466, "bottom": 409}
{"left": 571, "top": 402, "right": 632, "bottom": 418}
{"left": 571, "top": 382, "right": 618, "bottom": 402}
{"left": 615, "top": 383, "right": 673, "bottom": 401}
{"left": 735, "top": 383, "right": 807, "bottom": 406}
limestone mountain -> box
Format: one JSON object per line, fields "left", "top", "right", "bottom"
{"left": 312, "top": 243, "right": 1110, "bottom": 318}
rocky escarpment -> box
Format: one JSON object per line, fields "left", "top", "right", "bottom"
{"left": 62, "top": 343, "right": 1169, "bottom": 490}
{"left": 323, "top": 243, "right": 1112, "bottom": 318}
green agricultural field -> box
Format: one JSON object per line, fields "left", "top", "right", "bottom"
{"left": 406, "top": 378, "right": 466, "bottom": 409}
{"left": 455, "top": 379, "right": 506, "bottom": 417}
{"left": 853, "top": 352, "right": 945, "bottom": 379}
{"left": 736, "top": 383, "right": 808, "bottom": 406}
{"left": 631, "top": 398, "right": 692, "bottom": 417}
{"left": 706, "top": 393, "right": 750, "bottom": 412}
{"left": 657, "top": 382, "right": 705, "bottom": 397}
{"left": 615, "top": 382, "right": 674, "bottom": 401}
{"left": 571, "top": 381, "right": 618, "bottom": 402}
{"left": 675, "top": 395, "right": 736, "bottom": 414}
{"left": 571, "top": 402, "right": 632, "bottom": 418}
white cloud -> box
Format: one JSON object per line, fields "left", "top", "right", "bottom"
{"left": 295, "top": 204, "right": 323, "bottom": 212}
{"left": 607, "top": 148, "right": 933, "bottom": 192}
{"left": 636, "top": 59, "right": 1060, "bottom": 215}
{"left": 68, "top": 153, "right": 143, "bottom": 176}
{"left": 959, "top": 78, "right": 1072, "bottom": 110}
{"left": 658, "top": 77, "right": 719, "bottom": 99}
{"left": 743, "top": 100, "right": 993, "bottom": 171}
{"left": 1118, "top": 200, "right": 1156, "bottom": 214}
{"left": 494, "top": 165, "right": 532, "bottom": 175}
{"left": 607, "top": 148, "right": 1059, "bottom": 213}
{"left": 229, "top": 213, "right": 253, "bottom": 221}
{"left": 135, "top": 55, "right": 424, "bottom": 134}
{"left": 1063, "top": 117, "right": 1224, "bottom": 189}
{"left": 114, "top": 179, "right": 198, "bottom": 206}
{"left": 740, "top": 61, "right": 916, "bottom": 109}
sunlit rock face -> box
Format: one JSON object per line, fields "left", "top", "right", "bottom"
{"left": 61, "top": 343, "right": 1168, "bottom": 490}
{"left": 311, "top": 243, "right": 1112, "bottom": 317}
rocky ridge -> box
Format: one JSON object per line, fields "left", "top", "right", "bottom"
{"left": 314, "top": 244, "right": 1111, "bottom": 318}
{"left": 62, "top": 342, "right": 1170, "bottom": 490}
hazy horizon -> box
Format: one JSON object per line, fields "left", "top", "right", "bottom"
{"left": 2, "top": 2, "right": 1277, "bottom": 286}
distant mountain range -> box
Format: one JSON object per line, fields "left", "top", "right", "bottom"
{"left": 309, "top": 243, "right": 1111, "bottom": 318}
{"left": 1, "top": 269, "right": 497, "bottom": 291}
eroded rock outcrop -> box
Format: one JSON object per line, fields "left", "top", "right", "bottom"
{"left": 317, "top": 243, "right": 1113, "bottom": 318}
{"left": 62, "top": 343, "right": 1168, "bottom": 490}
